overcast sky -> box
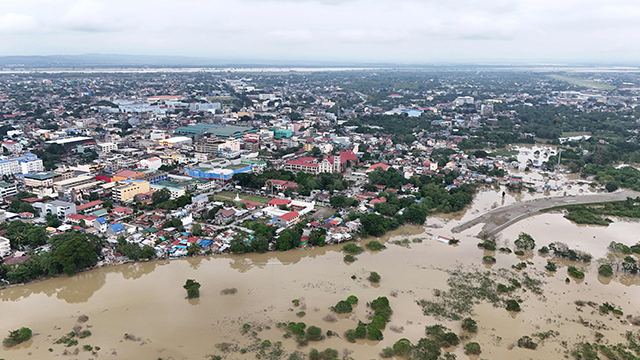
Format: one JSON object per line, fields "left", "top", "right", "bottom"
{"left": 1, "top": 0, "right": 640, "bottom": 64}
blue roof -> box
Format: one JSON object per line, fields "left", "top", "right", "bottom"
{"left": 109, "top": 223, "right": 125, "bottom": 233}
{"left": 96, "top": 217, "right": 107, "bottom": 224}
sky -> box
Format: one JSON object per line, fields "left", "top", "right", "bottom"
{"left": 1, "top": 0, "right": 640, "bottom": 64}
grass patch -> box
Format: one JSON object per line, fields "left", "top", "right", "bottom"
{"left": 548, "top": 74, "right": 616, "bottom": 90}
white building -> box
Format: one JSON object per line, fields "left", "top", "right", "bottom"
{"left": 454, "top": 96, "right": 474, "bottom": 106}
{"left": 97, "top": 142, "right": 118, "bottom": 153}
{"left": 137, "top": 157, "right": 162, "bottom": 170}
{"left": 150, "top": 130, "right": 167, "bottom": 141}
{"left": 158, "top": 136, "right": 193, "bottom": 148}
{"left": 480, "top": 103, "right": 494, "bottom": 116}
{"left": 0, "top": 181, "right": 18, "bottom": 199}
{"left": 0, "top": 236, "right": 10, "bottom": 257}
{"left": 0, "top": 153, "right": 44, "bottom": 176}
{"left": 2, "top": 141, "right": 23, "bottom": 153}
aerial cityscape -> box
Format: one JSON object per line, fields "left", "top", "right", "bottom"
{"left": 2, "top": 1, "right": 640, "bottom": 360}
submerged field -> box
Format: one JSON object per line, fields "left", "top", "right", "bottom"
{"left": 2, "top": 188, "right": 640, "bottom": 359}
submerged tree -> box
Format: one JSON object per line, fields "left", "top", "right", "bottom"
{"left": 184, "top": 279, "right": 201, "bottom": 299}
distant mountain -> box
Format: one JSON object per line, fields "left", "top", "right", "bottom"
{"left": 0, "top": 54, "right": 233, "bottom": 68}
{"left": 0, "top": 54, "right": 387, "bottom": 69}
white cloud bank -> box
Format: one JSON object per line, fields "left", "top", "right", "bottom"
{"left": 0, "top": 0, "right": 639, "bottom": 63}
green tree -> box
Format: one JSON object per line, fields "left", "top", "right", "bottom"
{"left": 332, "top": 300, "right": 352, "bottom": 314}
{"left": 393, "top": 338, "right": 412, "bottom": 356}
{"left": 461, "top": 318, "right": 478, "bottom": 333}
{"left": 184, "top": 279, "right": 201, "bottom": 299}
{"left": 192, "top": 223, "right": 203, "bottom": 236}
{"left": 276, "top": 231, "right": 294, "bottom": 251}
{"left": 50, "top": 232, "right": 99, "bottom": 275}
{"left": 250, "top": 236, "right": 269, "bottom": 253}
{"left": 102, "top": 200, "right": 113, "bottom": 209}
{"left": 598, "top": 264, "right": 613, "bottom": 277}
{"left": 368, "top": 271, "right": 381, "bottom": 283}
{"left": 366, "top": 325, "right": 383, "bottom": 341}
{"left": 412, "top": 338, "right": 441, "bottom": 360}
{"left": 506, "top": 299, "right": 521, "bottom": 312}
{"left": 306, "top": 326, "right": 322, "bottom": 341}
{"left": 514, "top": 232, "right": 536, "bottom": 250}
{"left": 152, "top": 188, "right": 171, "bottom": 205}
{"left": 45, "top": 213, "right": 62, "bottom": 228}
{"left": 187, "top": 243, "right": 201, "bottom": 256}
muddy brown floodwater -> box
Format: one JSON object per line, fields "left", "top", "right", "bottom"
{"left": 3, "top": 190, "right": 640, "bottom": 360}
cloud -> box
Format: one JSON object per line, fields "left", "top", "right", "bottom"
{"left": 61, "top": 0, "right": 127, "bottom": 32}
{"left": 0, "top": 13, "right": 38, "bottom": 33}
{"left": 0, "top": 0, "right": 640, "bottom": 63}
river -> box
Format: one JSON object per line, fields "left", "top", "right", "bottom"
{"left": 2, "top": 187, "right": 640, "bottom": 359}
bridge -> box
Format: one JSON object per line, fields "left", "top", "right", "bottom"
{"left": 451, "top": 190, "right": 639, "bottom": 238}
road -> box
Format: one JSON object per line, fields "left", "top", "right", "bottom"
{"left": 451, "top": 190, "right": 640, "bottom": 237}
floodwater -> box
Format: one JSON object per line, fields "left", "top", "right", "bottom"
{"left": 3, "top": 190, "right": 640, "bottom": 359}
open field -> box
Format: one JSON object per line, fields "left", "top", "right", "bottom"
{"left": 548, "top": 74, "right": 616, "bottom": 90}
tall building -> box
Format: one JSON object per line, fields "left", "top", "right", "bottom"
{"left": 480, "top": 103, "right": 494, "bottom": 116}
{"left": 0, "top": 153, "right": 44, "bottom": 176}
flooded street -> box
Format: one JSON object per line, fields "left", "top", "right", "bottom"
{"left": 3, "top": 189, "right": 640, "bottom": 359}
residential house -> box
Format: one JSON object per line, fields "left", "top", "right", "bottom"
{"left": 106, "top": 223, "right": 126, "bottom": 237}
{"left": 215, "top": 208, "right": 236, "bottom": 225}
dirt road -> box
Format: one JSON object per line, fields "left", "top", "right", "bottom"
{"left": 451, "top": 190, "right": 640, "bottom": 237}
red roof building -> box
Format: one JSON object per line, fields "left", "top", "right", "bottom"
{"left": 366, "top": 163, "right": 390, "bottom": 173}
{"left": 267, "top": 198, "right": 292, "bottom": 207}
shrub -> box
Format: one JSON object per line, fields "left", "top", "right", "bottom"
{"left": 425, "top": 325, "right": 459, "bottom": 347}
{"left": 478, "top": 240, "right": 496, "bottom": 251}
{"left": 309, "top": 348, "right": 339, "bottom": 360}
{"left": 499, "top": 247, "right": 512, "bottom": 253}
{"left": 568, "top": 266, "right": 585, "bottom": 279}
{"left": 344, "top": 329, "right": 356, "bottom": 343}
{"left": 506, "top": 299, "right": 521, "bottom": 312}
{"left": 332, "top": 300, "right": 353, "bottom": 314}
{"left": 365, "top": 241, "right": 386, "bottom": 251}
{"left": 549, "top": 242, "right": 593, "bottom": 262}
{"left": 343, "top": 243, "right": 364, "bottom": 255}
{"left": 538, "top": 246, "right": 550, "bottom": 254}
{"left": 461, "top": 318, "right": 478, "bottom": 333}
{"left": 545, "top": 261, "right": 557, "bottom": 272}
{"left": 465, "top": 342, "right": 482, "bottom": 355}
{"left": 346, "top": 295, "right": 358, "bottom": 304}
{"left": 598, "top": 264, "right": 613, "bottom": 277}
{"left": 343, "top": 255, "right": 355, "bottom": 263}
{"left": 354, "top": 326, "right": 367, "bottom": 339}
{"left": 366, "top": 325, "right": 384, "bottom": 341}
{"left": 3, "top": 327, "right": 32, "bottom": 347}
{"left": 380, "top": 347, "right": 394, "bottom": 358}
{"left": 306, "top": 326, "right": 322, "bottom": 341}
{"left": 608, "top": 241, "right": 631, "bottom": 254}
{"left": 517, "top": 336, "right": 538, "bottom": 350}
{"left": 368, "top": 271, "right": 381, "bottom": 283}
{"left": 393, "top": 338, "right": 412, "bottom": 356}
{"left": 482, "top": 255, "right": 496, "bottom": 264}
